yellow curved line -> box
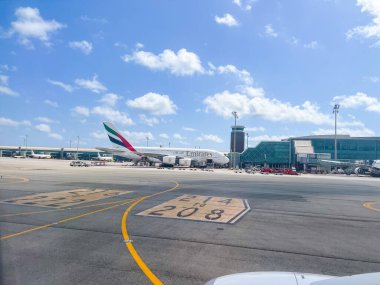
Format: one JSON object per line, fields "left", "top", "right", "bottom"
{"left": 0, "top": 200, "right": 134, "bottom": 240}
{"left": 363, "top": 201, "right": 380, "bottom": 212}
{"left": 0, "top": 176, "right": 30, "bottom": 185}
{"left": 121, "top": 181, "right": 180, "bottom": 285}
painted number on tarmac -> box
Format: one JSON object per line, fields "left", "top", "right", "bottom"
{"left": 1, "top": 189, "right": 131, "bottom": 208}
{"left": 137, "top": 195, "right": 250, "bottom": 224}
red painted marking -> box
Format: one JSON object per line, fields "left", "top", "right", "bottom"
{"left": 116, "top": 132, "right": 137, "bottom": 152}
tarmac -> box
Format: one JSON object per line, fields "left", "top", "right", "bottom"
{"left": 1, "top": 158, "right": 380, "bottom": 285}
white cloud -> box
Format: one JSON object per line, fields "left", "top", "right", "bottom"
{"left": 44, "top": 99, "right": 58, "bottom": 107}
{"left": 91, "top": 131, "right": 107, "bottom": 139}
{"left": 347, "top": 0, "right": 380, "bottom": 46}
{"left": 0, "top": 65, "right": 17, "bottom": 72}
{"left": 333, "top": 92, "right": 380, "bottom": 113}
{"left": 0, "top": 85, "right": 19, "bottom": 96}
{"left": 0, "top": 75, "right": 19, "bottom": 96}
{"left": 233, "top": 0, "right": 242, "bottom": 6}
{"left": 159, "top": 133, "right": 169, "bottom": 139}
{"left": 196, "top": 134, "right": 224, "bottom": 143}
{"left": 99, "top": 93, "right": 120, "bottom": 107}
{"left": 369, "top": 76, "right": 380, "bottom": 83}
{"left": 0, "top": 75, "right": 9, "bottom": 85}
{"left": 35, "top": 122, "right": 62, "bottom": 139}
{"left": 246, "top": 126, "right": 265, "bottom": 132}
{"left": 265, "top": 24, "right": 278, "bottom": 38}
{"left": 75, "top": 75, "right": 107, "bottom": 93}
{"left": 91, "top": 106, "right": 134, "bottom": 126}
{"left": 47, "top": 79, "right": 73, "bottom": 92}
{"left": 122, "top": 48, "right": 205, "bottom": 76}
{"left": 10, "top": 7, "right": 65, "bottom": 48}
{"left": 304, "top": 41, "right": 319, "bottom": 49}
{"left": 73, "top": 103, "right": 133, "bottom": 126}
{"left": 35, "top": 116, "right": 58, "bottom": 124}
{"left": 0, "top": 117, "right": 31, "bottom": 127}
{"left": 216, "top": 65, "right": 253, "bottom": 86}
{"left": 215, "top": 13, "right": 239, "bottom": 27}
{"left": 139, "top": 114, "right": 159, "bottom": 127}
{"left": 249, "top": 135, "right": 291, "bottom": 143}
{"left": 289, "top": 36, "right": 300, "bottom": 46}
{"left": 183, "top": 127, "right": 196, "bottom": 132}
{"left": 114, "top": 42, "right": 128, "bottom": 49}
{"left": 204, "top": 90, "right": 332, "bottom": 125}
{"left": 173, "top": 133, "right": 186, "bottom": 140}
{"left": 136, "top": 42, "right": 144, "bottom": 49}
{"left": 69, "top": 40, "right": 93, "bottom": 55}
{"left": 233, "top": 0, "right": 253, "bottom": 11}
{"left": 127, "top": 92, "right": 177, "bottom": 115}
{"left": 48, "top": 133, "right": 63, "bottom": 140}
{"left": 35, "top": 123, "right": 51, "bottom": 133}
{"left": 72, "top": 106, "right": 90, "bottom": 117}
{"left": 121, "top": 130, "right": 154, "bottom": 144}
{"left": 80, "top": 16, "right": 107, "bottom": 24}
{"left": 312, "top": 127, "right": 375, "bottom": 137}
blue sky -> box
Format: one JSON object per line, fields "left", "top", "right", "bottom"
{"left": 1, "top": 0, "right": 380, "bottom": 150}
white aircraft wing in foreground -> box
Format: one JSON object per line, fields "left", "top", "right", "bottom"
{"left": 204, "top": 272, "right": 380, "bottom": 285}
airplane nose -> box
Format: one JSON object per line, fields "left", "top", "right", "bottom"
{"left": 224, "top": 156, "right": 230, "bottom": 164}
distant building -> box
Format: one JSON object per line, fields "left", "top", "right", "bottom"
{"left": 230, "top": 125, "right": 245, "bottom": 153}
{"left": 0, "top": 146, "right": 113, "bottom": 160}
{"left": 239, "top": 135, "right": 380, "bottom": 170}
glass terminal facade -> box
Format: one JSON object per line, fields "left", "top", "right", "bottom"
{"left": 240, "top": 136, "right": 380, "bottom": 168}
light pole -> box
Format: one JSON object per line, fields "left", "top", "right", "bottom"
{"left": 146, "top": 136, "right": 149, "bottom": 147}
{"left": 333, "top": 104, "right": 340, "bottom": 161}
{"left": 246, "top": 133, "right": 249, "bottom": 149}
{"left": 232, "top": 111, "right": 238, "bottom": 169}
{"left": 25, "top": 134, "right": 28, "bottom": 157}
{"left": 76, "top": 136, "right": 79, "bottom": 160}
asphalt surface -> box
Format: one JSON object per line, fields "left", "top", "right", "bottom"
{"left": 1, "top": 158, "right": 380, "bottom": 285}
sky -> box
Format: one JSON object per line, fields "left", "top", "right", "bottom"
{"left": 1, "top": 0, "right": 380, "bottom": 151}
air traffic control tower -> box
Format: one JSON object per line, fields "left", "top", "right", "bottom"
{"left": 230, "top": 125, "right": 245, "bottom": 153}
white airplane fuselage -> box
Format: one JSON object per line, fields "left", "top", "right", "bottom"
{"left": 111, "top": 146, "right": 229, "bottom": 165}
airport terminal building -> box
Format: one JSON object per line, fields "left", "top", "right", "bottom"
{"left": 239, "top": 135, "right": 380, "bottom": 170}
{"left": 1, "top": 135, "right": 380, "bottom": 170}
{"left": 0, "top": 146, "right": 113, "bottom": 160}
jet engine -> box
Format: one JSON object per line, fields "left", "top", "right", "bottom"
{"left": 162, "top": 155, "right": 176, "bottom": 165}
{"left": 179, "top": 158, "right": 192, "bottom": 167}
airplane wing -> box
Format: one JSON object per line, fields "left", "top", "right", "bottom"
{"left": 96, "top": 147, "right": 126, "bottom": 154}
{"left": 320, "top": 159, "right": 369, "bottom": 167}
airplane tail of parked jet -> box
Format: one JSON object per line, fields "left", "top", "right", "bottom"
{"left": 103, "top": 122, "right": 138, "bottom": 154}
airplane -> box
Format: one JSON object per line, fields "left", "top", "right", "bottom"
{"left": 94, "top": 152, "right": 113, "bottom": 162}
{"left": 96, "top": 122, "right": 229, "bottom": 167}
{"left": 321, "top": 159, "right": 380, "bottom": 177}
{"left": 29, "top": 150, "right": 51, "bottom": 159}
{"left": 204, "top": 271, "right": 380, "bottom": 285}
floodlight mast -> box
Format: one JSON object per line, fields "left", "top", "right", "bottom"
{"left": 232, "top": 111, "right": 238, "bottom": 169}
{"left": 333, "top": 104, "right": 340, "bottom": 161}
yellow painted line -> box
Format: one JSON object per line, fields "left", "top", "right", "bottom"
{"left": 0, "top": 198, "right": 137, "bottom": 218}
{"left": 363, "top": 201, "right": 380, "bottom": 212}
{"left": 0, "top": 176, "right": 30, "bottom": 185}
{"left": 0, "top": 200, "right": 134, "bottom": 240}
{"left": 121, "top": 180, "right": 180, "bottom": 285}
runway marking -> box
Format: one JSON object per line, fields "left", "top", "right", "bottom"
{"left": 137, "top": 195, "right": 250, "bottom": 224}
{"left": 121, "top": 180, "right": 180, "bottom": 285}
{"left": 0, "top": 198, "right": 136, "bottom": 218}
{"left": 363, "top": 201, "right": 380, "bottom": 212}
{"left": 0, "top": 199, "right": 135, "bottom": 240}
{"left": 1, "top": 188, "right": 132, "bottom": 208}
{"left": 0, "top": 176, "right": 30, "bottom": 185}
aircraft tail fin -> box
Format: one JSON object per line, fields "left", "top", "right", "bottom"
{"left": 103, "top": 122, "right": 137, "bottom": 153}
